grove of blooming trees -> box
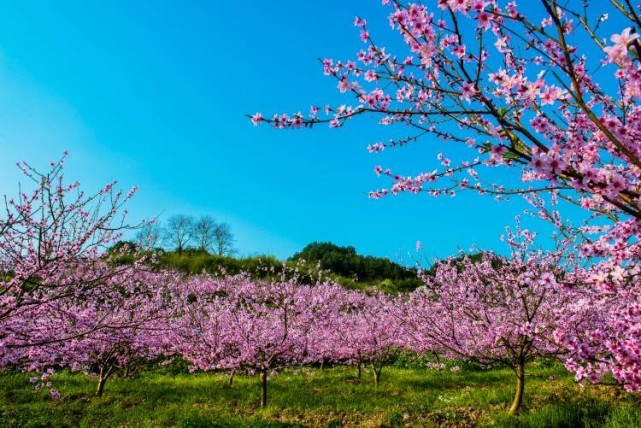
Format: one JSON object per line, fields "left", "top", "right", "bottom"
{"left": 3, "top": 0, "right": 641, "bottom": 418}
{"left": 0, "top": 155, "right": 623, "bottom": 415}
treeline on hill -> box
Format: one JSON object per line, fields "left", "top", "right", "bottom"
{"left": 290, "top": 242, "right": 422, "bottom": 293}
{"left": 110, "top": 241, "right": 422, "bottom": 293}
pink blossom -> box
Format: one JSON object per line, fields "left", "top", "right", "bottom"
{"left": 354, "top": 17, "right": 367, "bottom": 27}
{"left": 452, "top": 44, "right": 466, "bottom": 59}
{"left": 605, "top": 28, "right": 639, "bottom": 63}
{"left": 460, "top": 82, "right": 476, "bottom": 102}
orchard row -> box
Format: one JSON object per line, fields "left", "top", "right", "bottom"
{"left": 0, "top": 161, "right": 624, "bottom": 414}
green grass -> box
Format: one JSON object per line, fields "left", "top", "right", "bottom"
{"left": 1, "top": 362, "right": 639, "bottom": 427}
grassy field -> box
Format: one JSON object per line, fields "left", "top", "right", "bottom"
{"left": 1, "top": 362, "right": 640, "bottom": 427}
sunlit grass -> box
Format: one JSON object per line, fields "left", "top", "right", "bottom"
{"left": 1, "top": 362, "right": 639, "bottom": 427}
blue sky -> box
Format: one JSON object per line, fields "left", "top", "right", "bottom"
{"left": 0, "top": 1, "right": 602, "bottom": 262}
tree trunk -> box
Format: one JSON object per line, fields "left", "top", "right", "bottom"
{"left": 260, "top": 370, "right": 268, "bottom": 407}
{"left": 96, "top": 367, "right": 107, "bottom": 397}
{"left": 228, "top": 370, "right": 235, "bottom": 388}
{"left": 508, "top": 362, "right": 525, "bottom": 415}
{"left": 370, "top": 362, "right": 381, "bottom": 388}
{"left": 357, "top": 362, "right": 362, "bottom": 382}
{"left": 95, "top": 364, "right": 116, "bottom": 397}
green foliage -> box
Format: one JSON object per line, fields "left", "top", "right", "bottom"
{"left": 105, "top": 240, "right": 141, "bottom": 265}
{"left": 107, "top": 240, "right": 424, "bottom": 293}
{"left": 157, "top": 251, "right": 284, "bottom": 279}
{"left": 423, "top": 251, "right": 501, "bottom": 277}
{"left": 289, "top": 242, "right": 422, "bottom": 293}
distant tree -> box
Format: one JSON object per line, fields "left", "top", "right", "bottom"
{"left": 193, "top": 216, "right": 218, "bottom": 253}
{"left": 134, "top": 220, "right": 163, "bottom": 249}
{"left": 291, "top": 242, "right": 361, "bottom": 278}
{"left": 213, "top": 222, "right": 235, "bottom": 256}
{"left": 163, "top": 215, "right": 194, "bottom": 254}
{"left": 424, "top": 252, "right": 497, "bottom": 277}
{"left": 290, "top": 242, "right": 419, "bottom": 290}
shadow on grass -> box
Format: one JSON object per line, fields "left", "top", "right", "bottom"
{"left": 494, "top": 400, "right": 613, "bottom": 428}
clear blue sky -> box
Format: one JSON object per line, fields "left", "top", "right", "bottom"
{"left": 0, "top": 1, "right": 595, "bottom": 261}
